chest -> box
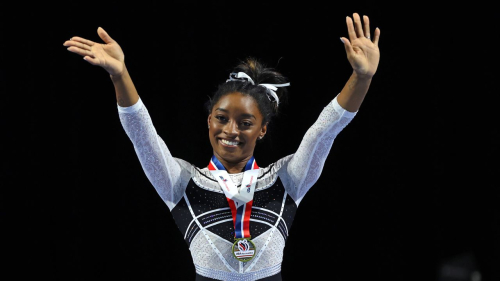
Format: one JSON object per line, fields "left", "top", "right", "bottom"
{"left": 171, "top": 177, "right": 298, "bottom": 245}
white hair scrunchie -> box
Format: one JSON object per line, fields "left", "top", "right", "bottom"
{"left": 226, "top": 72, "right": 290, "bottom": 105}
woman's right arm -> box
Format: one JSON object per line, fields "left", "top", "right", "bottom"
{"left": 118, "top": 98, "right": 185, "bottom": 210}
{"left": 63, "top": 27, "right": 185, "bottom": 210}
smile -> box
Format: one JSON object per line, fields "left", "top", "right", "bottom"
{"left": 219, "top": 139, "right": 240, "bottom": 147}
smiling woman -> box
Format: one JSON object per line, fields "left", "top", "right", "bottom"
{"left": 207, "top": 59, "right": 289, "bottom": 174}
{"left": 209, "top": 91, "right": 267, "bottom": 172}
{"left": 63, "top": 12, "right": 380, "bottom": 281}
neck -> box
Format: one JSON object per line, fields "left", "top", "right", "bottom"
{"left": 213, "top": 153, "right": 253, "bottom": 174}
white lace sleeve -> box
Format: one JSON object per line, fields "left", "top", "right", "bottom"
{"left": 118, "top": 98, "right": 189, "bottom": 210}
{"left": 279, "top": 95, "right": 357, "bottom": 205}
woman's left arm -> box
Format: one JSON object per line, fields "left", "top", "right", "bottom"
{"left": 281, "top": 13, "right": 381, "bottom": 204}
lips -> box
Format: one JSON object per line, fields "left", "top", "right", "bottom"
{"left": 219, "top": 138, "right": 241, "bottom": 147}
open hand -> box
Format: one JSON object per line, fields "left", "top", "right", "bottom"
{"left": 63, "top": 27, "right": 125, "bottom": 76}
{"left": 341, "top": 13, "right": 380, "bottom": 79}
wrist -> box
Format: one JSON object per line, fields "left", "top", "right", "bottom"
{"left": 110, "top": 64, "right": 127, "bottom": 81}
{"left": 352, "top": 71, "right": 374, "bottom": 81}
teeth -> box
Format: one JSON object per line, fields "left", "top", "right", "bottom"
{"left": 221, "top": 139, "right": 239, "bottom": 146}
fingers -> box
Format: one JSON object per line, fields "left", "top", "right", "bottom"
{"left": 64, "top": 41, "right": 94, "bottom": 58}
{"left": 363, "top": 15, "right": 370, "bottom": 40}
{"left": 63, "top": 39, "right": 92, "bottom": 51}
{"left": 352, "top": 13, "right": 365, "bottom": 38}
{"left": 83, "top": 56, "right": 99, "bottom": 65}
{"left": 346, "top": 16, "right": 357, "bottom": 41}
{"left": 375, "top": 27, "right": 381, "bottom": 46}
{"left": 347, "top": 13, "right": 377, "bottom": 41}
{"left": 63, "top": 35, "right": 97, "bottom": 58}
{"left": 97, "top": 27, "right": 115, "bottom": 44}
{"left": 340, "top": 37, "right": 353, "bottom": 55}
{"left": 66, "top": 46, "right": 94, "bottom": 58}
{"left": 68, "top": 36, "right": 95, "bottom": 47}
{"left": 63, "top": 36, "right": 94, "bottom": 57}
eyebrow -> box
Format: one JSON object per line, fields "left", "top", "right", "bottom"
{"left": 215, "top": 108, "right": 256, "bottom": 120}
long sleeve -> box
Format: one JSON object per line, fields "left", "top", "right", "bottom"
{"left": 118, "top": 98, "right": 187, "bottom": 210}
{"left": 278, "top": 95, "right": 357, "bottom": 205}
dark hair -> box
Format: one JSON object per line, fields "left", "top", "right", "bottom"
{"left": 206, "top": 57, "right": 289, "bottom": 125}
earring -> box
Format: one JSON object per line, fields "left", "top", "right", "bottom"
{"left": 259, "top": 136, "right": 263, "bottom": 140}
{"left": 208, "top": 125, "right": 210, "bottom": 129}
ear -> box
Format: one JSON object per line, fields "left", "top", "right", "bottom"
{"left": 260, "top": 122, "right": 268, "bottom": 137}
{"left": 207, "top": 114, "right": 212, "bottom": 127}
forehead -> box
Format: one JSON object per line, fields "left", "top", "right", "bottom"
{"left": 213, "top": 92, "right": 262, "bottom": 116}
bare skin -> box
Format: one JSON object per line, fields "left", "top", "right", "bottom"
{"left": 207, "top": 93, "right": 267, "bottom": 173}
{"left": 63, "top": 27, "right": 138, "bottom": 107}
{"left": 62, "top": 12, "right": 381, "bottom": 173}
{"left": 337, "top": 14, "right": 381, "bottom": 112}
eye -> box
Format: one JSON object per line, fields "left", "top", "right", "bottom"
{"left": 241, "top": 121, "right": 253, "bottom": 127}
{"left": 215, "top": 115, "right": 227, "bottom": 122}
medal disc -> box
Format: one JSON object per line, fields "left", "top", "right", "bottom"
{"left": 232, "top": 237, "right": 256, "bottom": 262}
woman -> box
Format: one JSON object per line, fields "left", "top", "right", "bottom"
{"left": 63, "top": 12, "right": 380, "bottom": 281}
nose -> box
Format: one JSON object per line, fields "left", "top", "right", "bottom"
{"left": 223, "top": 120, "right": 239, "bottom": 137}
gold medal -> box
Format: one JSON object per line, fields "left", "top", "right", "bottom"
{"left": 232, "top": 237, "right": 256, "bottom": 262}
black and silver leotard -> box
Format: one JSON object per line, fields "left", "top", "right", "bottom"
{"left": 118, "top": 95, "right": 356, "bottom": 281}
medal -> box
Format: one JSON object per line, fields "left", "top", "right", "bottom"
{"left": 232, "top": 237, "right": 256, "bottom": 262}
{"left": 208, "top": 155, "right": 259, "bottom": 262}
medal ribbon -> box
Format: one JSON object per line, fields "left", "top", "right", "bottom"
{"left": 208, "top": 155, "right": 259, "bottom": 239}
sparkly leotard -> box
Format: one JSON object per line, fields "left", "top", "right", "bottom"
{"left": 118, "top": 95, "right": 356, "bottom": 280}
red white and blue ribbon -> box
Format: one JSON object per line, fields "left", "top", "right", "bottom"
{"left": 208, "top": 155, "right": 259, "bottom": 239}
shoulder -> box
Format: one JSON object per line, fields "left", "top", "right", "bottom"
{"left": 173, "top": 157, "right": 195, "bottom": 170}
{"left": 255, "top": 154, "right": 294, "bottom": 191}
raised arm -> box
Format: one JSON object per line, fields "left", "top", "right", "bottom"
{"left": 281, "top": 13, "right": 381, "bottom": 204}
{"left": 63, "top": 28, "right": 185, "bottom": 210}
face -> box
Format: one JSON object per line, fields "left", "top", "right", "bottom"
{"left": 208, "top": 92, "right": 267, "bottom": 166}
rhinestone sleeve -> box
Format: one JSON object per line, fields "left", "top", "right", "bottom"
{"left": 117, "top": 98, "right": 187, "bottom": 210}
{"left": 283, "top": 95, "right": 357, "bottom": 205}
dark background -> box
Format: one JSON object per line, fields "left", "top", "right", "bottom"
{"left": 1, "top": 1, "right": 498, "bottom": 281}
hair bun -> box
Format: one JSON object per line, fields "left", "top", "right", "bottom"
{"left": 233, "top": 57, "right": 289, "bottom": 107}
{"left": 208, "top": 57, "right": 289, "bottom": 126}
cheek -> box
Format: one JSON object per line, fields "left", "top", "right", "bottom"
{"left": 208, "top": 125, "right": 222, "bottom": 142}
{"left": 246, "top": 132, "right": 260, "bottom": 143}
{"left": 208, "top": 131, "right": 217, "bottom": 146}
{"left": 209, "top": 123, "right": 222, "bottom": 133}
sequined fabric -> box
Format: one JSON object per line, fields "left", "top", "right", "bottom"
{"left": 117, "top": 95, "right": 356, "bottom": 280}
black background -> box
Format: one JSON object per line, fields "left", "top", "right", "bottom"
{"left": 1, "top": 1, "right": 498, "bottom": 281}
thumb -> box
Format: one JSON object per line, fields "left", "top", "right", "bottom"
{"left": 97, "top": 27, "right": 114, "bottom": 44}
{"left": 340, "top": 37, "right": 353, "bottom": 55}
